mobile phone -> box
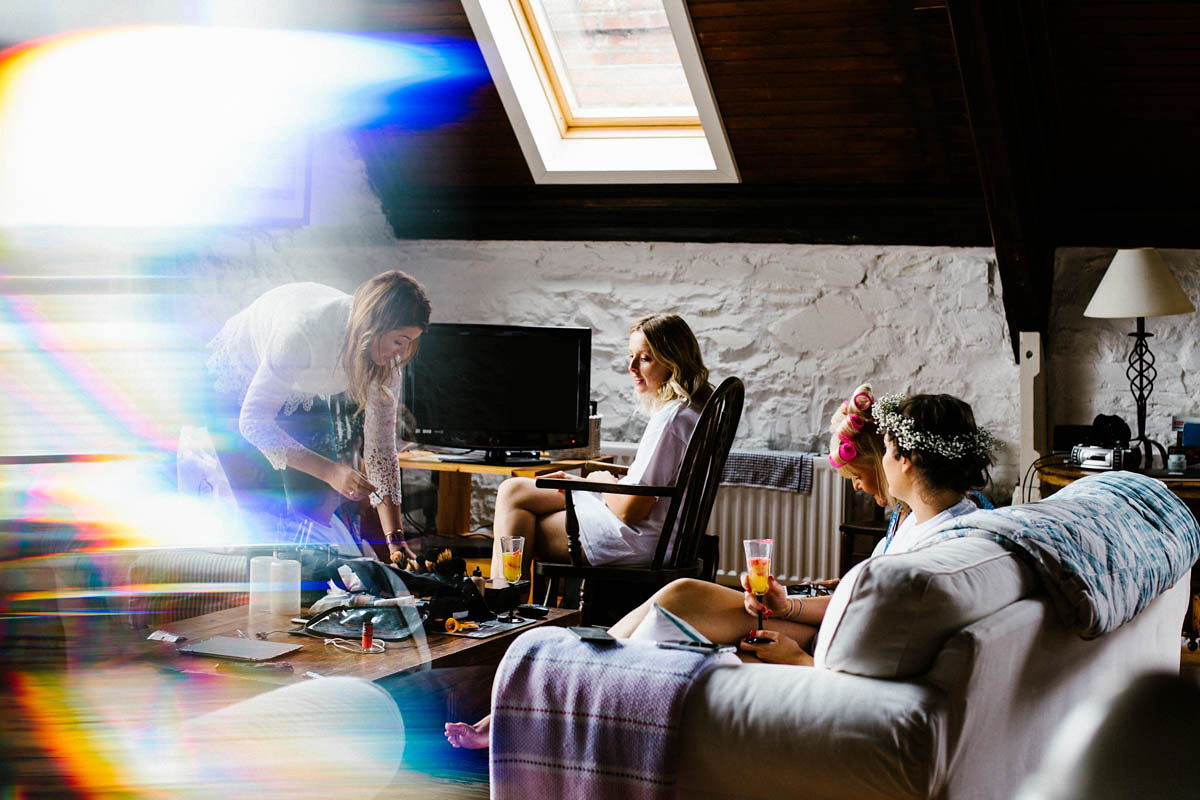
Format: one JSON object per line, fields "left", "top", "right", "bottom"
{"left": 568, "top": 625, "right": 617, "bottom": 644}
{"left": 787, "top": 583, "right": 832, "bottom": 597}
{"left": 743, "top": 635, "right": 772, "bottom": 645}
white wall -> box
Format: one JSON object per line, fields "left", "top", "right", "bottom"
{"left": 388, "top": 239, "right": 1019, "bottom": 492}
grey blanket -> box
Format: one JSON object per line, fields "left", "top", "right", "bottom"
{"left": 931, "top": 471, "right": 1200, "bottom": 639}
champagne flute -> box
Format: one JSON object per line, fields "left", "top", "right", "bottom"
{"left": 499, "top": 536, "right": 524, "bottom": 623}
{"left": 743, "top": 539, "right": 774, "bottom": 634}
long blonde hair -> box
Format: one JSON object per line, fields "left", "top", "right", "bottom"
{"left": 340, "top": 270, "right": 432, "bottom": 408}
{"left": 631, "top": 314, "right": 713, "bottom": 409}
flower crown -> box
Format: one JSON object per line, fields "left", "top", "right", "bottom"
{"left": 873, "top": 393, "right": 1000, "bottom": 460}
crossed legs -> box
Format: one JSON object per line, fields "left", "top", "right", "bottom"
{"left": 489, "top": 477, "right": 574, "bottom": 580}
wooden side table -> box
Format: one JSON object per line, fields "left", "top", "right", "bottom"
{"left": 397, "top": 454, "right": 613, "bottom": 537}
{"left": 1036, "top": 463, "right": 1200, "bottom": 648}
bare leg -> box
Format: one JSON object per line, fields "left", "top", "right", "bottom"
{"left": 490, "top": 477, "right": 568, "bottom": 579}
{"left": 445, "top": 716, "right": 490, "bottom": 749}
{"left": 608, "top": 578, "right": 817, "bottom": 650}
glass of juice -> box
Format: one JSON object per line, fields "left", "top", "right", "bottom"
{"left": 499, "top": 536, "right": 524, "bottom": 622}
{"left": 743, "top": 538, "right": 774, "bottom": 630}
{"left": 500, "top": 536, "right": 524, "bottom": 583}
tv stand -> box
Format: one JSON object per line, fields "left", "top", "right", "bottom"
{"left": 438, "top": 449, "right": 550, "bottom": 467}
{"left": 396, "top": 454, "right": 616, "bottom": 537}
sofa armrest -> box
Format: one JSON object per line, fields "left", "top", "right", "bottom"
{"left": 674, "top": 663, "right": 948, "bottom": 800}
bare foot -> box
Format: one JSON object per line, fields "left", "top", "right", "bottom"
{"left": 444, "top": 715, "right": 491, "bottom": 749}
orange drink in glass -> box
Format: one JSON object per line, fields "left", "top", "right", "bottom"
{"left": 743, "top": 539, "right": 774, "bottom": 630}
{"left": 501, "top": 536, "right": 524, "bottom": 583}
{"left": 744, "top": 539, "right": 773, "bottom": 593}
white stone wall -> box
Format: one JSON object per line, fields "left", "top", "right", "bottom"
{"left": 389, "top": 240, "right": 1021, "bottom": 500}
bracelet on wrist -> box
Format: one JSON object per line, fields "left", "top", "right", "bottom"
{"left": 789, "top": 596, "right": 802, "bottom": 619}
{"left": 384, "top": 530, "right": 406, "bottom": 543}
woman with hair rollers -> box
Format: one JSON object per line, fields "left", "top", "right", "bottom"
{"left": 727, "top": 391, "right": 998, "bottom": 664}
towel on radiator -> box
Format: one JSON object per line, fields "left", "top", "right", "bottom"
{"left": 490, "top": 626, "right": 722, "bottom": 800}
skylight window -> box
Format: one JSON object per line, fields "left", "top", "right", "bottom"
{"left": 461, "top": 0, "right": 738, "bottom": 183}
{"left": 520, "top": 0, "right": 699, "bottom": 128}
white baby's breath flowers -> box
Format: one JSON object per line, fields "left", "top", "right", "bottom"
{"left": 874, "top": 394, "right": 1000, "bottom": 459}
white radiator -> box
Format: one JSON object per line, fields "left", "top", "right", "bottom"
{"left": 598, "top": 444, "right": 845, "bottom": 585}
{"left": 709, "top": 460, "right": 844, "bottom": 584}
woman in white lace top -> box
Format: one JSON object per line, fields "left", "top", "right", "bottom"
{"left": 205, "top": 271, "right": 431, "bottom": 563}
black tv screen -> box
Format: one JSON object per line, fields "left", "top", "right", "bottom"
{"left": 402, "top": 323, "right": 591, "bottom": 464}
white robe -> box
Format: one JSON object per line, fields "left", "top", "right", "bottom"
{"left": 573, "top": 399, "right": 700, "bottom": 567}
{"left": 206, "top": 282, "right": 402, "bottom": 506}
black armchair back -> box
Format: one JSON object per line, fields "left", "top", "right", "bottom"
{"left": 535, "top": 376, "right": 744, "bottom": 624}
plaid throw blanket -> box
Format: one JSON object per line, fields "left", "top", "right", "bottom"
{"left": 720, "top": 448, "right": 815, "bottom": 493}
{"left": 490, "top": 627, "right": 719, "bottom": 800}
{"left": 932, "top": 471, "right": 1200, "bottom": 639}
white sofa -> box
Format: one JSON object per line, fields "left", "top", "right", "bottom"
{"left": 673, "top": 494, "right": 1194, "bottom": 800}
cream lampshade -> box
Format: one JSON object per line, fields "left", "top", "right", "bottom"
{"left": 1083, "top": 248, "right": 1195, "bottom": 470}
{"left": 1084, "top": 248, "right": 1194, "bottom": 319}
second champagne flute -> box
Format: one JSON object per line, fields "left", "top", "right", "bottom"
{"left": 743, "top": 538, "right": 774, "bottom": 633}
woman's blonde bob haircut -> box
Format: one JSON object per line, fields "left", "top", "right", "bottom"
{"left": 630, "top": 314, "right": 713, "bottom": 409}
{"left": 341, "top": 270, "right": 432, "bottom": 408}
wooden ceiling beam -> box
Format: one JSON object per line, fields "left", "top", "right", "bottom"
{"left": 945, "top": 0, "right": 1057, "bottom": 362}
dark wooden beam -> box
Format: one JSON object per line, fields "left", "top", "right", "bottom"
{"left": 946, "top": 0, "right": 1057, "bottom": 362}
{"left": 355, "top": 178, "right": 991, "bottom": 246}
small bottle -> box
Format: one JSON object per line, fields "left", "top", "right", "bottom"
{"left": 471, "top": 565, "right": 487, "bottom": 595}
{"left": 361, "top": 615, "right": 374, "bottom": 651}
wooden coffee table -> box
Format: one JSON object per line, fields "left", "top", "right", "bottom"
{"left": 145, "top": 605, "right": 580, "bottom": 684}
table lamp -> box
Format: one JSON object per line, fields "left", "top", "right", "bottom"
{"left": 1083, "top": 247, "right": 1195, "bottom": 470}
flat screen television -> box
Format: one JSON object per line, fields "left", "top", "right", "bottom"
{"left": 401, "top": 322, "right": 591, "bottom": 465}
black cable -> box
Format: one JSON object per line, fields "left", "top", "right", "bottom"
{"left": 1022, "top": 453, "right": 1068, "bottom": 503}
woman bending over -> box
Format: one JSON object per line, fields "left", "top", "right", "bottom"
{"left": 206, "top": 271, "right": 431, "bottom": 563}
{"left": 489, "top": 313, "right": 713, "bottom": 580}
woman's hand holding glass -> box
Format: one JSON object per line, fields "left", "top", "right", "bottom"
{"left": 740, "top": 573, "right": 790, "bottom": 620}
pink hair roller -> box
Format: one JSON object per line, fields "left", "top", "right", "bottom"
{"left": 837, "top": 436, "right": 858, "bottom": 464}
{"left": 852, "top": 392, "right": 872, "bottom": 412}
